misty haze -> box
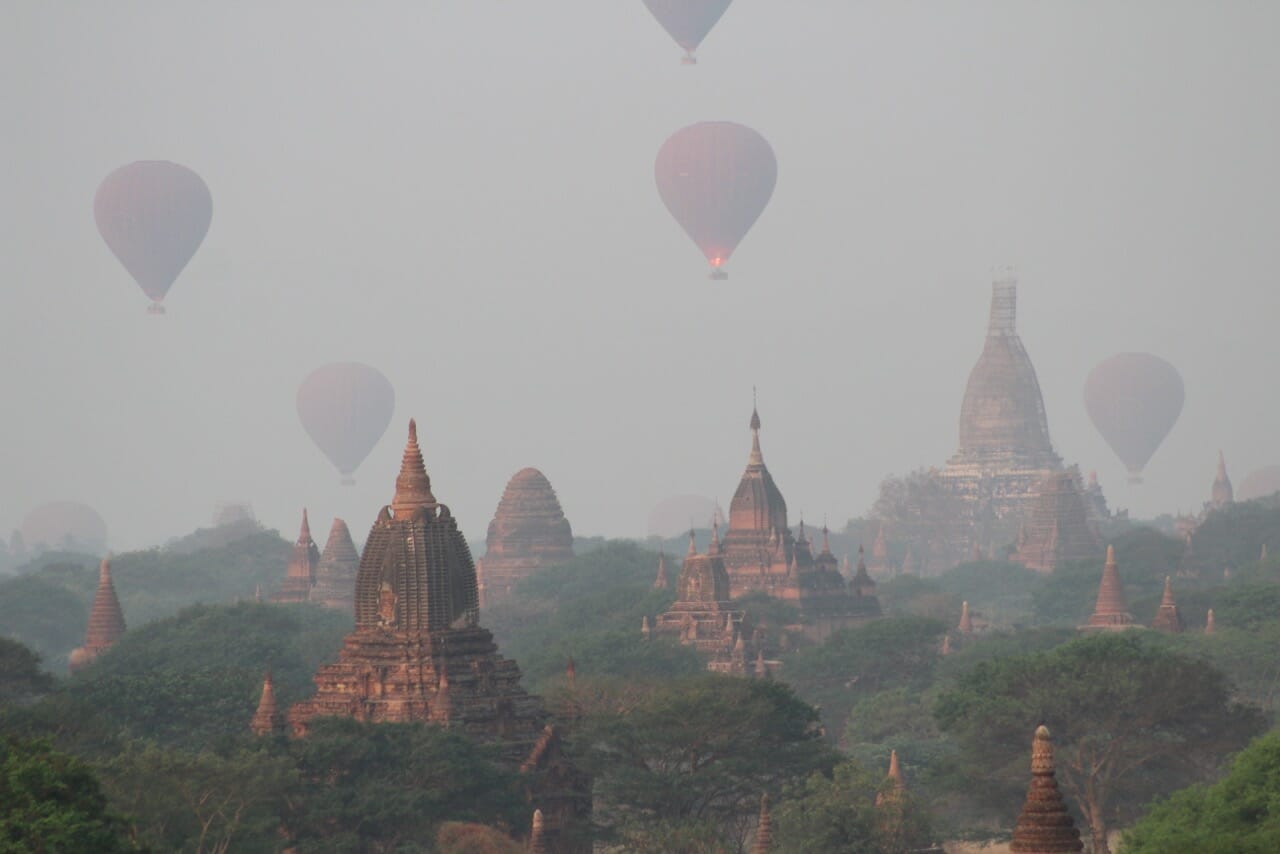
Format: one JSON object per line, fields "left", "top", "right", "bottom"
{"left": 2, "top": 3, "right": 1279, "bottom": 853}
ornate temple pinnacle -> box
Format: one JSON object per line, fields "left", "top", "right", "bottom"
{"left": 1031, "top": 725, "right": 1054, "bottom": 774}
{"left": 687, "top": 528, "right": 698, "bottom": 557}
{"left": 298, "top": 508, "right": 312, "bottom": 544}
{"left": 392, "top": 418, "right": 436, "bottom": 519}
{"left": 752, "top": 793, "right": 772, "bottom": 854}
{"left": 748, "top": 401, "right": 764, "bottom": 466}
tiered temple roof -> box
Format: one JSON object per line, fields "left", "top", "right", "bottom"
{"left": 1151, "top": 576, "right": 1184, "bottom": 633}
{"left": 751, "top": 794, "right": 773, "bottom": 854}
{"left": 652, "top": 528, "right": 753, "bottom": 675}
{"left": 1009, "top": 726, "right": 1084, "bottom": 853}
{"left": 273, "top": 509, "right": 320, "bottom": 603}
{"left": 287, "top": 421, "right": 586, "bottom": 848}
{"left": 478, "top": 468, "right": 574, "bottom": 606}
{"left": 1012, "top": 472, "right": 1103, "bottom": 574}
{"left": 69, "top": 557, "right": 126, "bottom": 673}
{"left": 1079, "top": 546, "right": 1136, "bottom": 632}
{"left": 311, "top": 518, "right": 359, "bottom": 614}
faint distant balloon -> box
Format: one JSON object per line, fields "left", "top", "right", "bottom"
{"left": 1239, "top": 466, "right": 1280, "bottom": 502}
{"left": 297, "top": 363, "right": 395, "bottom": 485}
{"left": 20, "top": 502, "right": 108, "bottom": 554}
{"left": 643, "top": 0, "right": 734, "bottom": 64}
{"left": 94, "top": 161, "right": 212, "bottom": 315}
{"left": 1084, "top": 353, "right": 1185, "bottom": 484}
{"left": 647, "top": 495, "right": 724, "bottom": 538}
{"left": 655, "top": 121, "right": 777, "bottom": 280}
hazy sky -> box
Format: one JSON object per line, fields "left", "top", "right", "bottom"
{"left": 4, "top": 2, "right": 1279, "bottom": 550}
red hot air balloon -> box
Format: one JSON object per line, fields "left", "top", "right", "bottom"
{"left": 1084, "top": 353, "right": 1185, "bottom": 484}
{"left": 94, "top": 161, "right": 213, "bottom": 315}
{"left": 655, "top": 121, "right": 777, "bottom": 280}
{"left": 643, "top": 0, "right": 734, "bottom": 64}
{"left": 297, "top": 363, "right": 395, "bottom": 485}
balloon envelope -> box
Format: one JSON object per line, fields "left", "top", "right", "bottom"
{"left": 297, "top": 363, "right": 395, "bottom": 483}
{"left": 1239, "top": 466, "right": 1280, "bottom": 502}
{"left": 21, "top": 501, "right": 108, "bottom": 554}
{"left": 655, "top": 121, "right": 777, "bottom": 278}
{"left": 94, "top": 161, "right": 212, "bottom": 310}
{"left": 643, "top": 0, "right": 733, "bottom": 61}
{"left": 1083, "top": 353, "right": 1184, "bottom": 483}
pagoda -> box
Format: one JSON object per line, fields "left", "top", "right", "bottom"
{"left": 651, "top": 549, "right": 670, "bottom": 590}
{"left": 1009, "top": 726, "right": 1083, "bottom": 853}
{"left": 477, "top": 467, "right": 574, "bottom": 606}
{"left": 1079, "top": 546, "right": 1136, "bottom": 632}
{"left": 250, "top": 672, "right": 285, "bottom": 736}
{"left": 69, "top": 557, "right": 126, "bottom": 673}
{"left": 1151, "top": 576, "right": 1184, "bottom": 633}
{"left": 1011, "top": 472, "right": 1102, "bottom": 574}
{"left": 1210, "top": 451, "right": 1234, "bottom": 510}
{"left": 273, "top": 509, "right": 320, "bottom": 603}
{"left": 311, "top": 518, "right": 359, "bottom": 614}
{"left": 652, "top": 527, "right": 752, "bottom": 674}
{"left": 751, "top": 794, "right": 773, "bottom": 854}
{"left": 868, "top": 525, "right": 894, "bottom": 577}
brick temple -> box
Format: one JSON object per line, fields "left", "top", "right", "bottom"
{"left": 273, "top": 509, "right": 320, "bottom": 603}
{"left": 477, "top": 467, "right": 574, "bottom": 606}
{"left": 69, "top": 557, "right": 126, "bottom": 673}
{"left": 310, "top": 518, "right": 359, "bottom": 613}
{"left": 1012, "top": 472, "right": 1103, "bottom": 573}
{"left": 1009, "top": 726, "right": 1083, "bottom": 852}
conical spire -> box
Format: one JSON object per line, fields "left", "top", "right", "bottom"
{"left": 708, "top": 520, "right": 722, "bottom": 556}
{"left": 298, "top": 508, "right": 312, "bottom": 544}
{"left": 250, "top": 672, "right": 285, "bottom": 736}
{"left": 752, "top": 794, "right": 772, "bottom": 854}
{"left": 653, "top": 549, "right": 670, "bottom": 590}
{"left": 529, "top": 808, "right": 547, "bottom": 854}
{"left": 641, "top": 614, "right": 651, "bottom": 639}
{"left": 1205, "top": 608, "right": 1216, "bottom": 634}
{"left": 1009, "top": 726, "right": 1083, "bottom": 852}
{"left": 748, "top": 403, "right": 764, "bottom": 466}
{"left": 687, "top": 528, "right": 697, "bottom": 557}
{"left": 313, "top": 517, "right": 360, "bottom": 612}
{"left": 940, "top": 634, "right": 953, "bottom": 656}
{"left": 877, "top": 749, "right": 906, "bottom": 806}
{"left": 392, "top": 419, "right": 436, "bottom": 519}
{"left": 958, "top": 601, "right": 973, "bottom": 634}
{"left": 1211, "top": 450, "right": 1234, "bottom": 508}
{"left": 1082, "top": 545, "right": 1134, "bottom": 631}
{"left": 1152, "top": 576, "right": 1184, "bottom": 633}
{"left": 565, "top": 657, "right": 576, "bottom": 684}
{"left": 70, "top": 556, "right": 126, "bottom": 673}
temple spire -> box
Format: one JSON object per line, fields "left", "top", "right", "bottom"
{"left": 1205, "top": 608, "right": 1216, "bottom": 634}
{"left": 653, "top": 549, "right": 670, "bottom": 590}
{"left": 709, "top": 520, "right": 722, "bottom": 556}
{"left": 1009, "top": 726, "right": 1083, "bottom": 852}
{"left": 1152, "top": 576, "right": 1184, "bottom": 633}
{"left": 1081, "top": 545, "right": 1135, "bottom": 631}
{"left": 687, "top": 528, "right": 697, "bottom": 557}
{"left": 298, "top": 508, "right": 312, "bottom": 544}
{"left": 877, "top": 749, "right": 905, "bottom": 806}
{"left": 958, "top": 601, "right": 973, "bottom": 634}
{"left": 752, "top": 794, "right": 772, "bottom": 854}
{"left": 529, "top": 809, "right": 547, "bottom": 854}
{"left": 250, "top": 672, "right": 285, "bottom": 736}
{"left": 392, "top": 419, "right": 436, "bottom": 519}
{"left": 69, "top": 556, "right": 127, "bottom": 673}
{"left": 748, "top": 400, "right": 764, "bottom": 466}
{"left": 1211, "top": 451, "right": 1234, "bottom": 509}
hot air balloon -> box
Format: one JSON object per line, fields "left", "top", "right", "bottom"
{"left": 21, "top": 501, "right": 108, "bottom": 554}
{"left": 643, "top": 0, "right": 734, "bottom": 64}
{"left": 297, "top": 363, "right": 395, "bottom": 485}
{"left": 1084, "top": 353, "right": 1184, "bottom": 484}
{"left": 94, "top": 161, "right": 212, "bottom": 314}
{"left": 655, "top": 121, "right": 777, "bottom": 280}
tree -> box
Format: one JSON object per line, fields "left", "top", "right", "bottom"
{"left": 0, "top": 638, "right": 54, "bottom": 705}
{"left": 578, "top": 674, "right": 837, "bottom": 852}
{"left": 935, "top": 633, "right": 1265, "bottom": 853}
{"left": 773, "top": 760, "right": 934, "bottom": 853}
{"left": 1121, "top": 730, "right": 1280, "bottom": 853}
{"left": 0, "top": 737, "right": 136, "bottom": 853}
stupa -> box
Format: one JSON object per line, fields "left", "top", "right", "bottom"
{"left": 652, "top": 527, "right": 752, "bottom": 674}
{"left": 1210, "top": 451, "right": 1234, "bottom": 510}
{"left": 1151, "top": 576, "right": 1184, "bottom": 633}
{"left": 1079, "top": 546, "right": 1136, "bottom": 632}
{"left": 477, "top": 468, "right": 574, "bottom": 606}
{"left": 273, "top": 509, "right": 319, "bottom": 603}
{"left": 1009, "top": 726, "right": 1084, "bottom": 853}
{"left": 752, "top": 794, "right": 773, "bottom": 854}
{"left": 250, "top": 672, "right": 285, "bottom": 736}
{"left": 1012, "top": 472, "right": 1102, "bottom": 573}
{"left": 68, "top": 557, "right": 126, "bottom": 673}
{"left": 868, "top": 525, "right": 894, "bottom": 576}
{"left": 876, "top": 749, "right": 905, "bottom": 807}
{"left": 311, "top": 518, "right": 359, "bottom": 613}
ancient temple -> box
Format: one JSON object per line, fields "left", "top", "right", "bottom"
{"left": 652, "top": 550, "right": 670, "bottom": 590}
{"left": 876, "top": 750, "right": 905, "bottom": 807}
{"left": 652, "top": 528, "right": 752, "bottom": 674}
{"left": 311, "top": 518, "right": 359, "bottom": 613}
{"left": 752, "top": 794, "right": 773, "bottom": 854}
{"left": 250, "top": 672, "right": 285, "bottom": 736}
{"left": 1205, "top": 608, "right": 1216, "bottom": 634}
{"left": 1151, "top": 576, "right": 1184, "bottom": 633}
{"left": 1011, "top": 472, "right": 1103, "bottom": 573}
{"left": 288, "top": 421, "right": 585, "bottom": 848}
{"left": 69, "top": 557, "right": 126, "bottom": 673}
{"left": 1210, "top": 451, "right": 1234, "bottom": 511}
{"left": 1079, "top": 546, "right": 1136, "bottom": 632}
{"left": 716, "top": 406, "right": 879, "bottom": 636}
{"left": 1081, "top": 471, "right": 1111, "bottom": 531}
{"left": 868, "top": 525, "right": 894, "bottom": 577}
{"left": 1009, "top": 726, "right": 1084, "bottom": 853}
{"left": 477, "top": 468, "right": 574, "bottom": 606}
{"left": 958, "top": 601, "right": 974, "bottom": 635}
{"left": 273, "top": 509, "right": 320, "bottom": 603}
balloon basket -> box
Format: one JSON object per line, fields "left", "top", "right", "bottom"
{"left": 146, "top": 302, "right": 166, "bottom": 316}
{"left": 709, "top": 269, "right": 728, "bottom": 281}
{"left": 340, "top": 477, "right": 356, "bottom": 486}
{"left": 682, "top": 54, "right": 698, "bottom": 66}
{"left": 1127, "top": 475, "right": 1144, "bottom": 485}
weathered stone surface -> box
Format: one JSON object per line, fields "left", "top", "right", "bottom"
{"left": 288, "top": 421, "right": 586, "bottom": 851}
{"left": 250, "top": 672, "right": 285, "bottom": 736}
{"left": 311, "top": 518, "right": 359, "bottom": 614}
{"left": 1079, "top": 546, "right": 1136, "bottom": 632}
{"left": 273, "top": 509, "right": 319, "bottom": 604}
{"left": 1010, "top": 726, "right": 1084, "bottom": 853}
{"left": 1151, "top": 576, "right": 1184, "bottom": 633}
{"left": 69, "top": 557, "right": 126, "bottom": 673}
{"left": 478, "top": 468, "right": 573, "bottom": 606}
{"left": 1012, "top": 472, "right": 1103, "bottom": 573}
{"left": 653, "top": 528, "right": 753, "bottom": 674}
